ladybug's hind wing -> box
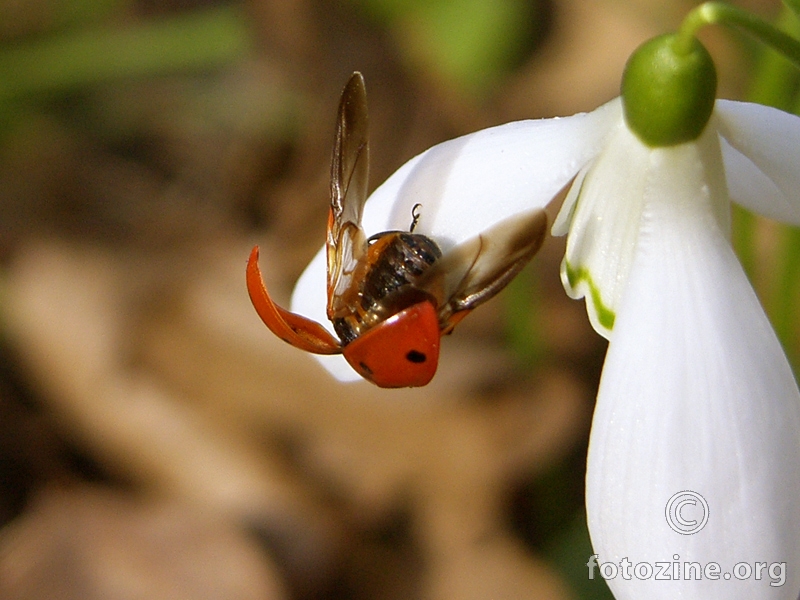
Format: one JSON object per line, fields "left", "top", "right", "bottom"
{"left": 327, "top": 72, "right": 370, "bottom": 320}
{"left": 416, "top": 209, "right": 548, "bottom": 332}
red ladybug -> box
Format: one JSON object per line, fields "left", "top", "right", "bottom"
{"left": 247, "top": 72, "right": 547, "bottom": 388}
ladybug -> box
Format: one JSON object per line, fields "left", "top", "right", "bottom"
{"left": 247, "top": 72, "right": 547, "bottom": 388}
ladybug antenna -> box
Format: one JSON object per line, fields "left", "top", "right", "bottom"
{"left": 410, "top": 203, "right": 423, "bottom": 233}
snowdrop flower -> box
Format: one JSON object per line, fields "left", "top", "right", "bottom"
{"left": 288, "top": 4, "right": 800, "bottom": 599}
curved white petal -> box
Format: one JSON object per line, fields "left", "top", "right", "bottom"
{"left": 559, "top": 119, "right": 730, "bottom": 339}
{"left": 290, "top": 99, "right": 621, "bottom": 382}
{"left": 360, "top": 96, "right": 622, "bottom": 250}
{"left": 557, "top": 118, "right": 646, "bottom": 338}
{"left": 586, "top": 132, "right": 800, "bottom": 599}
{"left": 716, "top": 100, "right": 800, "bottom": 225}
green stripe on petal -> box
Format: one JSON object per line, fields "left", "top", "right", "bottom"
{"left": 556, "top": 119, "right": 647, "bottom": 340}
{"left": 564, "top": 261, "right": 616, "bottom": 331}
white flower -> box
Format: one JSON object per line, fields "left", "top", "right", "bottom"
{"left": 574, "top": 101, "right": 800, "bottom": 600}
{"left": 291, "top": 95, "right": 800, "bottom": 598}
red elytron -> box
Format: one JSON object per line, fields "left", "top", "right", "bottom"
{"left": 247, "top": 72, "right": 547, "bottom": 388}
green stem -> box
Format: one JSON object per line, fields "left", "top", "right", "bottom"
{"left": 0, "top": 5, "right": 252, "bottom": 102}
{"left": 676, "top": 1, "right": 800, "bottom": 68}
{"left": 783, "top": 0, "right": 800, "bottom": 19}
{"left": 748, "top": 8, "right": 800, "bottom": 110}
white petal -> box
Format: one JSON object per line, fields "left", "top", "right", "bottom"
{"left": 290, "top": 100, "right": 621, "bottom": 382}
{"left": 360, "top": 96, "right": 622, "bottom": 251}
{"left": 716, "top": 100, "right": 800, "bottom": 225}
{"left": 557, "top": 119, "right": 643, "bottom": 337}
{"left": 586, "top": 134, "right": 800, "bottom": 599}
{"left": 561, "top": 122, "right": 730, "bottom": 339}
{"left": 551, "top": 160, "right": 589, "bottom": 237}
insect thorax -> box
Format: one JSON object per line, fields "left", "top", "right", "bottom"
{"left": 332, "top": 231, "right": 442, "bottom": 345}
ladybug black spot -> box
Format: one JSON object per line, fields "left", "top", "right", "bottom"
{"left": 406, "top": 350, "right": 426, "bottom": 363}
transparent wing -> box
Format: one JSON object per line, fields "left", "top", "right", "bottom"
{"left": 326, "top": 72, "right": 370, "bottom": 320}
{"left": 415, "top": 209, "right": 548, "bottom": 331}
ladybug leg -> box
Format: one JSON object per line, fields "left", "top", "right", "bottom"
{"left": 440, "top": 309, "right": 471, "bottom": 335}
{"left": 247, "top": 246, "right": 341, "bottom": 355}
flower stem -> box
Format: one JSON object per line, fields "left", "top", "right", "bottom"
{"left": 783, "top": 0, "right": 800, "bottom": 19}
{"left": 748, "top": 8, "right": 800, "bottom": 110}
{"left": 676, "top": 1, "right": 800, "bottom": 69}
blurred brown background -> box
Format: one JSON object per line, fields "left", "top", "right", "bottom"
{"left": 0, "top": 0, "right": 780, "bottom": 598}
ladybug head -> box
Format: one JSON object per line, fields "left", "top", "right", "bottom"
{"left": 342, "top": 300, "right": 440, "bottom": 388}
